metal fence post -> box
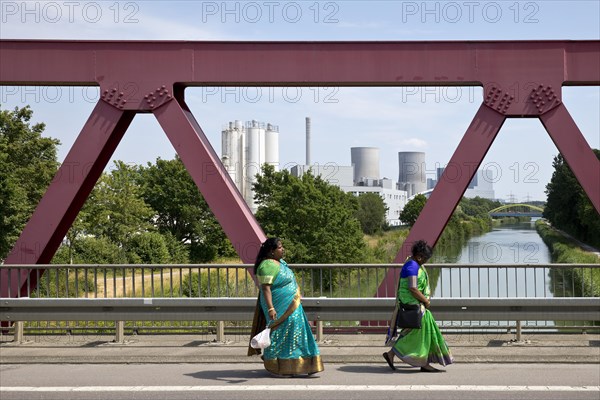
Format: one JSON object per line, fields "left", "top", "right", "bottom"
{"left": 316, "top": 320, "right": 323, "bottom": 342}
{"left": 14, "top": 321, "right": 24, "bottom": 344}
{"left": 216, "top": 321, "right": 225, "bottom": 342}
{"left": 516, "top": 320, "right": 522, "bottom": 342}
{"left": 114, "top": 321, "right": 125, "bottom": 344}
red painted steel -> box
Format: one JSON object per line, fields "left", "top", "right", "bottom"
{"left": 540, "top": 104, "right": 600, "bottom": 212}
{"left": 378, "top": 105, "right": 507, "bottom": 297}
{"left": 0, "top": 40, "right": 598, "bottom": 300}
{"left": 153, "top": 95, "right": 266, "bottom": 261}
{"left": 1, "top": 102, "right": 135, "bottom": 297}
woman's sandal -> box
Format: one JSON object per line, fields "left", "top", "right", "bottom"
{"left": 382, "top": 352, "right": 396, "bottom": 371}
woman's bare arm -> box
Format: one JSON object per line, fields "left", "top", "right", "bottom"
{"left": 261, "top": 284, "right": 277, "bottom": 319}
{"left": 409, "top": 287, "right": 431, "bottom": 308}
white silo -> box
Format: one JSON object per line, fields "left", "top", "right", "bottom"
{"left": 265, "top": 123, "right": 279, "bottom": 171}
{"left": 221, "top": 124, "right": 233, "bottom": 181}
{"left": 398, "top": 152, "right": 426, "bottom": 197}
{"left": 221, "top": 119, "right": 280, "bottom": 213}
{"left": 245, "top": 120, "right": 263, "bottom": 208}
{"left": 221, "top": 120, "right": 246, "bottom": 195}
{"left": 351, "top": 147, "right": 380, "bottom": 185}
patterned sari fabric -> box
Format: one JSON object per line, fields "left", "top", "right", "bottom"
{"left": 255, "top": 259, "right": 323, "bottom": 376}
{"left": 390, "top": 259, "right": 454, "bottom": 368}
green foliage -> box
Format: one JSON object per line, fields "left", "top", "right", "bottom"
{"left": 355, "top": 192, "right": 388, "bottom": 234}
{"left": 369, "top": 229, "right": 410, "bottom": 263}
{"left": 253, "top": 165, "right": 368, "bottom": 292}
{"left": 460, "top": 196, "right": 502, "bottom": 219}
{"left": 544, "top": 150, "right": 600, "bottom": 248}
{"left": 126, "top": 232, "right": 171, "bottom": 264}
{"left": 179, "top": 270, "right": 234, "bottom": 297}
{"left": 399, "top": 194, "right": 427, "bottom": 226}
{"left": 160, "top": 231, "right": 190, "bottom": 264}
{"left": 137, "top": 156, "right": 235, "bottom": 262}
{"left": 253, "top": 164, "right": 367, "bottom": 264}
{"left": 0, "top": 106, "right": 60, "bottom": 260}
{"left": 32, "top": 269, "right": 95, "bottom": 298}
{"left": 53, "top": 236, "right": 128, "bottom": 265}
{"left": 83, "top": 161, "right": 155, "bottom": 247}
{"left": 536, "top": 220, "right": 600, "bottom": 298}
{"left": 434, "top": 198, "right": 494, "bottom": 260}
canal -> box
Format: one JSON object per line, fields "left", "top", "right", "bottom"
{"left": 431, "top": 220, "right": 555, "bottom": 298}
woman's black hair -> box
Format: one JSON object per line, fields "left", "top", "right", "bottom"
{"left": 253, "top": 237, "right": 281, "bottom": 274}
{"left": 411, "top": 240, "right": 433, "bottom": 261}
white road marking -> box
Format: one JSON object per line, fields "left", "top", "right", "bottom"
{"left": 1, "top": 385, "right": 599, "bottom": 392}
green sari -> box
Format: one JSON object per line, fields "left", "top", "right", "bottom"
{"left": 389, "top": 259, "right": 454, "bottom": 367}
{"left": 248, "top": 259, "right": 323, "bottom": 376}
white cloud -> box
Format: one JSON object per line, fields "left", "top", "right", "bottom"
{"left": 398, "top": 138, "right": 428, "bottom": 148}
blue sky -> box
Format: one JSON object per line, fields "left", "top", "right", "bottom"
{"left": 1, "top": 0, "right": 599, "bottom": 202}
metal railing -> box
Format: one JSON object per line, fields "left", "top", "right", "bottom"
{"left": 1, "top": 263, "right": 599, "bottom": 342}
{"left": 2, "top": 263, "right": 598, "bottom": 299}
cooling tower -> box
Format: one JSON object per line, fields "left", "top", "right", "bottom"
{"left": 351, "top": 147, "right": 380, "bottom": 185}
{"left": 398, "top": 152, "right": 426, "bottom": 197}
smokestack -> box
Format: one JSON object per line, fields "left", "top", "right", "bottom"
{"left": 305, "top": 117, "right": 311, "bottom": 166}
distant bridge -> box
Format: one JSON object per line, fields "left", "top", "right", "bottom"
{"left": 489, "top": 204, "right": 544, "bottom": 218}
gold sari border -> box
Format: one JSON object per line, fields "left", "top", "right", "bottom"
{"left": 264, "top": 355, "right": 324, "bottom": 376}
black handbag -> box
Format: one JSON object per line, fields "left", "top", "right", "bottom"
{"left": 395, "top": 303, "right": 423, "bottom": 329}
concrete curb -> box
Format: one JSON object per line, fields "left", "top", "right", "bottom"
{"left": 1, "top": 333, "right": 599, "bottom": 365}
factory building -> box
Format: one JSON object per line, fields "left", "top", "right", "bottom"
{"left": 427, "top": 167, "right": 496, "bottom": 200}
{"left": 290, "top": 164, "right": 354, "bottom": 187}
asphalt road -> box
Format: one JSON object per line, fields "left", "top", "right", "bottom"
{"left": 1, "top": 363, "right": 599, "bottom": 400}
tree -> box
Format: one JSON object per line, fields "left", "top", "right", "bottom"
{"left": 253, "top": 165, "right": 367, "bottom": 264}
{"left": 544, "top": 150, "right": 600, "bottom": 248}
{"left": 137, "top": 156, "right": 235, "bottom": 262}
{"left": 82, "top": 161, "right": 154, "bottom": 248}
{"left": 400, "top": 194, "right": 427, "bottom": 226}
{"left": 0, "top": 106, "right": 60, "bottom": 260}
{"left": 126, "top": 232, "right": 170, "bottom": 264}
{"left": 355, "top": 192, "right": 388, "bottom": 234}
{"left": 460, "top": 196, "right": 501, "bottom": 219}
{"left": 53, "top": 236, "right": 128, "bottom": 265}
{"left": 0, "top": 151, "right": 22, "bottom": 259}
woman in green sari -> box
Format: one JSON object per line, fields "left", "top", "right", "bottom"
{"left": 248, "top": 238, "right": 324, "bottom": 376}
{"left": 383, "top": 240, "right": 453, "bottom": 372}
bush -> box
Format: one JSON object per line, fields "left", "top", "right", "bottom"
{"left": 179, "top": 270, "right": 235, "bottom": 297}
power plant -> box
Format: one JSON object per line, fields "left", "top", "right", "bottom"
{"left": 221, "top": 118, "right": 494, "bottom": 222}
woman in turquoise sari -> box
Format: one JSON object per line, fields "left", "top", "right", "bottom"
{"left": 248, "top": 238, "right": 324, "bottom": 376}
{"left": 383, "top": 240, "right": 453, "bottom": 372}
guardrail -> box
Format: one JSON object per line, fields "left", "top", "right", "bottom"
{"left": 1, "top": 263, "right": 598, "bottom": 342}
{"left": 2, "top": 297, "right": 598, "bottom": 322}
{"left": 2, "top": 297, "right": 598, "bottom": 343}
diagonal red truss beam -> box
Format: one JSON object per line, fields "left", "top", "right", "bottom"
{"left": 0, "top": 40, "right": 598, "bottom": 299}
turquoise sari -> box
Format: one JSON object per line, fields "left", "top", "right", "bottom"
{"left": 252, "top": 259, "right": 323, "bottom": 375}
{"left": 388, "top": 259, "right": 454, "bottom": 367}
